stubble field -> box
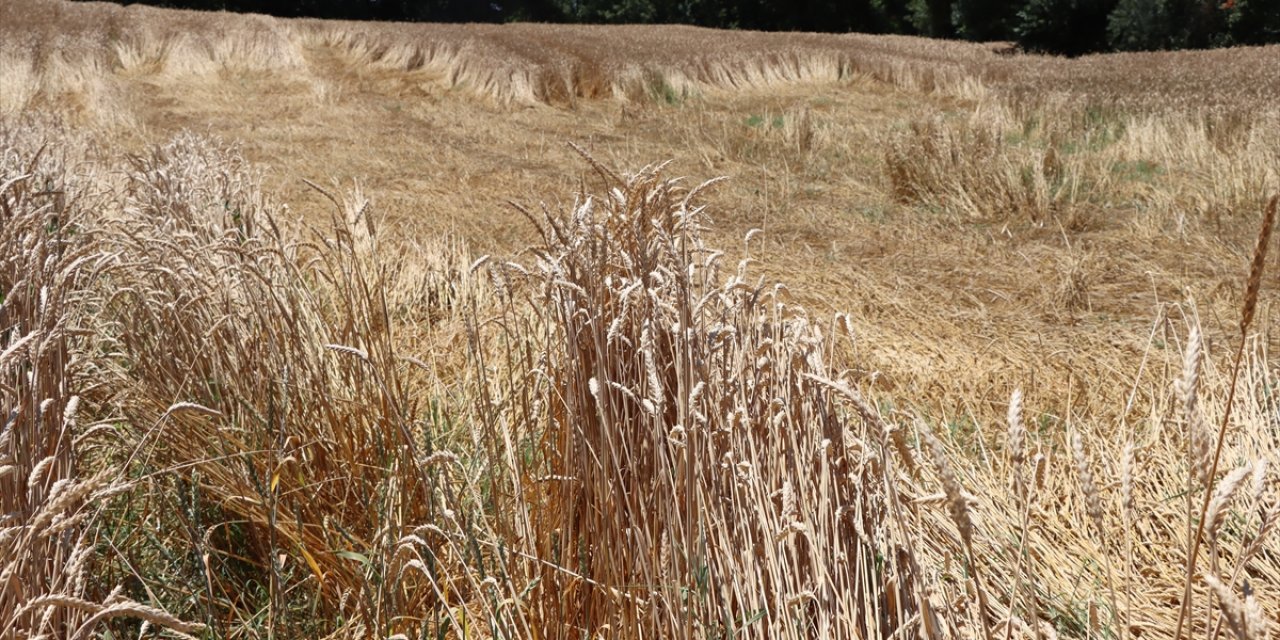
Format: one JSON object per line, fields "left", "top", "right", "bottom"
{"left": 2, "top": 1, "right": 1279, "bottom": 638}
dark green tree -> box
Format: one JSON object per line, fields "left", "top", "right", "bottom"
{"left": 1107, "top": 0, "right": 1171, "bottom": 49}
{"left": 907, "top": 0, "right": 955, "bottom": 36}
{"left": 597, "top": 0, "right": 658, "bottom": 22}
{"left": 1016, "top": 0, "right": 1117, "bottom": 54}
{"left": 1223, "top": 0, "right": 1280, "bottom": 44}
{"left": 1164, "top": 0, "right": 1224, "bottom": 47}
{"left": 872, "top": 0, "right": 918, "bottom": 32}
{"left": 660, "top": 0, "right": 736, "bottom": 27}
{"left": 952, "top": 0, "right": 1021, "bottom": 40}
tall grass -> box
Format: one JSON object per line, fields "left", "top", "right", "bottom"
{"left": 469, "top": 152, "right": 921, "bottom": 637}
{"left": 84, "top": 133, "right": 529, "bottom": 637}
{"left": 885, "top": 104, "right": 1279, "bottom": 238}
{"left": 1, "top": 124, "right": 202, "bottom": 639}
{"left": 3, "top": 110, "right": 1277, "bottom": 638}
{"left": 2, "top": 2, "right": 1279, "bottom": 636}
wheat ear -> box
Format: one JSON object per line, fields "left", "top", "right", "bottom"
{"left": 1175, "top": 194, "right": 1279, "bottom": 640}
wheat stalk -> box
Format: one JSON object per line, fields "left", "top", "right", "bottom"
{"left": 1176, "top": 194, "right": 1279, "bottom": 640}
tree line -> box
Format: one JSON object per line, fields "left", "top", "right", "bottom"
{"left": 112, "top": 0, "right": 1280, "bottom": 55}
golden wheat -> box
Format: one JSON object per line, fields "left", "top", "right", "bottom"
{"left": 3, "top": 1, "right": 1280, "bottom": 637}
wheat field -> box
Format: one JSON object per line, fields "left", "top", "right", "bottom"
{"left": 2, "top": 0, "right": 1279, "bottom": 638}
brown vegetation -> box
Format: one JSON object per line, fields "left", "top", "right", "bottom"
{"left": 2, "top": 0, "right": 1279, "bottom": 638}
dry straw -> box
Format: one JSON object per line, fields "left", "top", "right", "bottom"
{"left": 1175, "top": 194, "right": 1279, "bottom": 640}
{"left": 1, "top": 122, "right": 202, "bottom": 638}
{"left": 920, "top": 422, "right": 993, "bottom": 640}
{"left": 478, "top": 150, "right": 913, "bottom": 638}
{"left": 3, "top": 3, "right": 1280, "bottom": 634}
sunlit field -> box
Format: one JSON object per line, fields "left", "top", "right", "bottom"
{"left": 2, "top": 0, "right": 1279, "bottom": 637}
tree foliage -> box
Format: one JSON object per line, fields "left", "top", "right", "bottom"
{"left": 952, "top": 0, "right": 1021, "bottom": 41}
{"left": 1108, "top": 0, "right": 1172, "bottom": 50}
{"left": 1224, "top": 0, "right": 1280, "bottom": 45}
{"left": 1016, "top": 0, "right": 1118, "bottom": 55}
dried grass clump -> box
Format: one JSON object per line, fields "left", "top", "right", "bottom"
{"left": 1111, "top": 112, "right": 1280, "bottom": 229}
{"left": 285, "top": 20, "right": 1009, "bottom": 106}
{"left": 472, "top": 152, "right": 916, "bottom": 638}
{"left": 725, "top": 107, "right": 826, "bottom": 166}
{"left": 885, "top": 99, "right": 1278, "bottom": 235}
{"left": 0, "top": 0, "right": 305, "bottom": 78}
{"left": 0, "top": 123, "right": 200, "bottom": 639}
{"left": 0, "top": 1, "right": 121, "bottom": 123}
{"left": 0, "top": 0, "right": 305, "bottom": 128}
{"left": 1053, "top": 251, "right": 1094, "bottom": 315}
{"left": 112, "top": 10, "right": 306, "bottom": 78}
{"left": 885, "top": 118, "right": 1078, "bottom": 223}
{"left": 84, "top": 132, "right": 519, "bottom": 637}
